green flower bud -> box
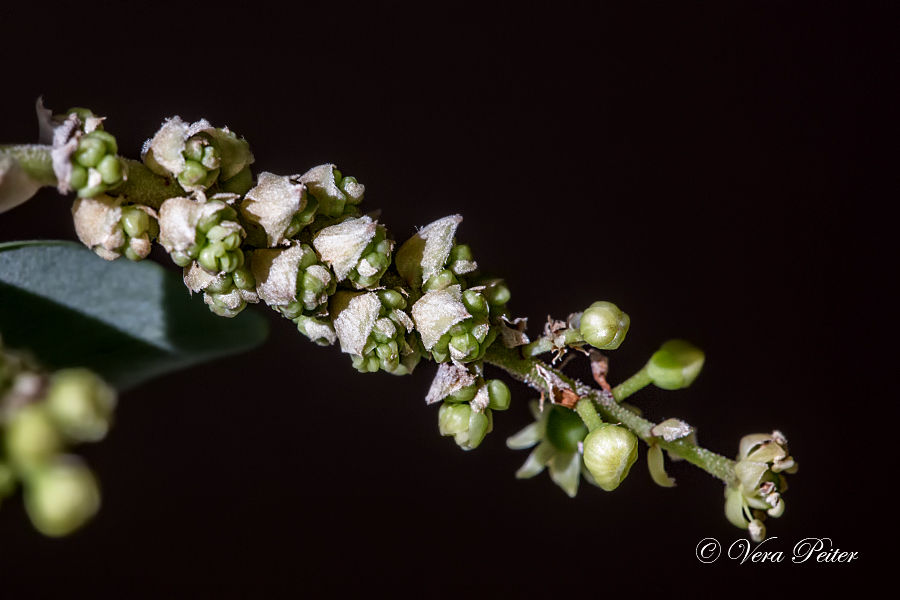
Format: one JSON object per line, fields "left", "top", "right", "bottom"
{"left": 24, "top": 457, "right": 100, "bottom": 537}
{"left": 545, "top": 405, "right": 588, "bottom": 453}
{"left": 645, "top": 340, "right": 704, "bottom": 390}
{"left": 582, "top": 424, "right": 639, "bottom": 491}
{"left": 5, "top": 404, "right": 64, "bottom": 471}
{"left": 45, "top": 369, "right": 117, "bottom": 443}
{"left": 438, "top": 402, "right": 493, "bottom": 450}
{"left": 486, "top": 379, "right": 511, "bottom": 410}
{"left": 578, "top": 301, "right": 630, "bottom": 350}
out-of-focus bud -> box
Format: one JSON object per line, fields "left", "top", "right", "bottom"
{"left": 582, "top": 423, "right": 639, "bottom": 491}
{"left": 44, "top": 369, "right": 117, "bottom": 443}
{"left": 0, "top": 154, "right": 42, "bottom": 213}
{"left": 5, "top": 404, "right": 63, "bottom": 471}
{"left": 577, "top": 301, "right": 630, "bottom": 350}
{"left": 645, "top": 340, "right": 705, "bottom": 390}
{"left": 23, "top": 457, "right": 100, "bottom": 537}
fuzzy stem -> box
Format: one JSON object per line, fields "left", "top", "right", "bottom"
{"left": 574, "top": 397, "right": 603, "bottom": 432}
{"left": 115, "top": 159, "right": 186, "bottom": 209}
{"left": 612, "top": 367, "right": 652, "bottom": 402}
{"left": 484, "top": 343, "right": 737, "bottom": 485}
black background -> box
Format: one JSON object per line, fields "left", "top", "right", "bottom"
{"left": 0, "top": 2, "right": 889, "bottom": 596}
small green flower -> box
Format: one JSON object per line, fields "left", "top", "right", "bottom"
{"left": 4, "top": 403, "right": 64, "bottom": 472}
{"left": 184, "top": 260, "right": 259, "bottom": 318}
{"left": 411, "top": 285, "right": 498, "bottom": 364}
{"left": 724, "top": 430, "right": 797, "bottom": 541}
{"left": 506, "top": 401, "right": 597, "bottom": 497}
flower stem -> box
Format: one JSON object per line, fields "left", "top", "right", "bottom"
{"left": 611, "top": 367, "right": 651, "bottom": 402}
{"left": 574, "top": 397, "right": 603, "bottom": 432}
{"left": 483, "top": 343, "right": 737, "bottom": 485}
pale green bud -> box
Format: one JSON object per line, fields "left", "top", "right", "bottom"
{"left": 582, "top": 424, "right": 639, "bottom": 491}
{"left": 578, "top": 301, "right": 630, "bottom": 350}
{"left": 645, "top": 340, "right": 704, "bottom": 390}
{"left": 545, "top": 405, "right": 588, "bottom": 453}
{"left": 45, "top": 369, "right": 117, "bottom": 443}
{"left": 24, "top": 457, "right": 100, "bottom": 537}
{"left": 5, "top": 404, "right": 64, "bottom": 471}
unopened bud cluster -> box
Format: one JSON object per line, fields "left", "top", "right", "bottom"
{"left": 1, "top": 337, "right": 113, "bottom": 536}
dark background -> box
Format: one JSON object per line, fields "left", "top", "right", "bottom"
{"left": 0, "top": 2, "right": 890, "bottom": 596}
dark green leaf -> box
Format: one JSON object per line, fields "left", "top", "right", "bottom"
{"left": 0, "top": 241, "right": 268, "bottom": 390}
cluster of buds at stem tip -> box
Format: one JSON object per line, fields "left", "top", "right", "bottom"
{"left": 331, "top": 290, "right": 420, "bottom": 374}
{"left": 427, "top": 362, "right": 509, "bottom": 450}
{"left": 523, "top": 301, "right": 629, "bottom": 360}
{"left": 251, "top": 244, "right": 336, "bottom": 319}
{"left": 1, "top": 338, "right": 113, "bottom": 536}
{"left": 36, "top": 103, "right": 127, "bottom": 198}
{"left": 142, "top": 116, "right": 254, "bottom": 192}
{"left": 725, "top": 431, "right": 798, "bottom": 541}
{"left": 72, "top": 194, "right": 159, "bottom": 261}
{"left": 184, "top": 261, "right": 259, "bottom": 318}
{"left": 158, "top": 196, "right": 246, "bottom": 273}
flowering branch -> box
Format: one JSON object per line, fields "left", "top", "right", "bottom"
{"left": 0, "top": 102, "right": 797, "bottom": 542}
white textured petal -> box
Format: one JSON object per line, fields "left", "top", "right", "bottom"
{"left": 374, "top": 317, "right": 396, "bottom": 339}
{"left": 142, "top": 116, "right": 188, "bottom": 176}
{"left": 303, "top": 319, "right": 337, "bottom": 345}
{"left": 650, "top": 418, "right": 693, "bottom": 442}
{"left": 157, "top": 197, "right": 228, "bottom": 253}
{"left": 425, "top": 363, "right": 475, "bottom": 404}
{"left": 204, "top": 288, "right": 244, "bottom": 310}
{"left": 0, "top": 155, "right": 42, "bottom": 213}
{"left": 391, "top": 308, "right": 415, "bottom": 333}
{"left": 470, "top": 385, "right": 490, "bottom": 412}
{"left": 410, "top": 285, "right": 470, "bottom": 349}
{"left": 313, "top": 216, "right": 377, "bottom": 281}
{"left": 356, "top": 257, "right": 379, "bottom": 278}
{"left": 549, "top": 452, "right": 581, "bottom": 498}
{"left": 451, "top": 259, "right": 477, "bottom": 275}
{"left": 499, "top": 316, "right": 530, "bottom": 348}
{"left": 252, "top": 245, "right": 312, "bottom": 306}
{"left": 50, "top": 115, "right": 79, "bottom": 193}
{"left": 332, "top": 291, "right": 381, "bottom": 356}
{"left": 71, "top": 194, "right": 125, "bottom": 259}
{"left": 240, "top": 172, "right": 306, "bottom": 247}
{"left": 183, "top": 261, "right": 220, "bottom": 293}
{"left": 395, "top": 214, "right": 462, "bottom": 287}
